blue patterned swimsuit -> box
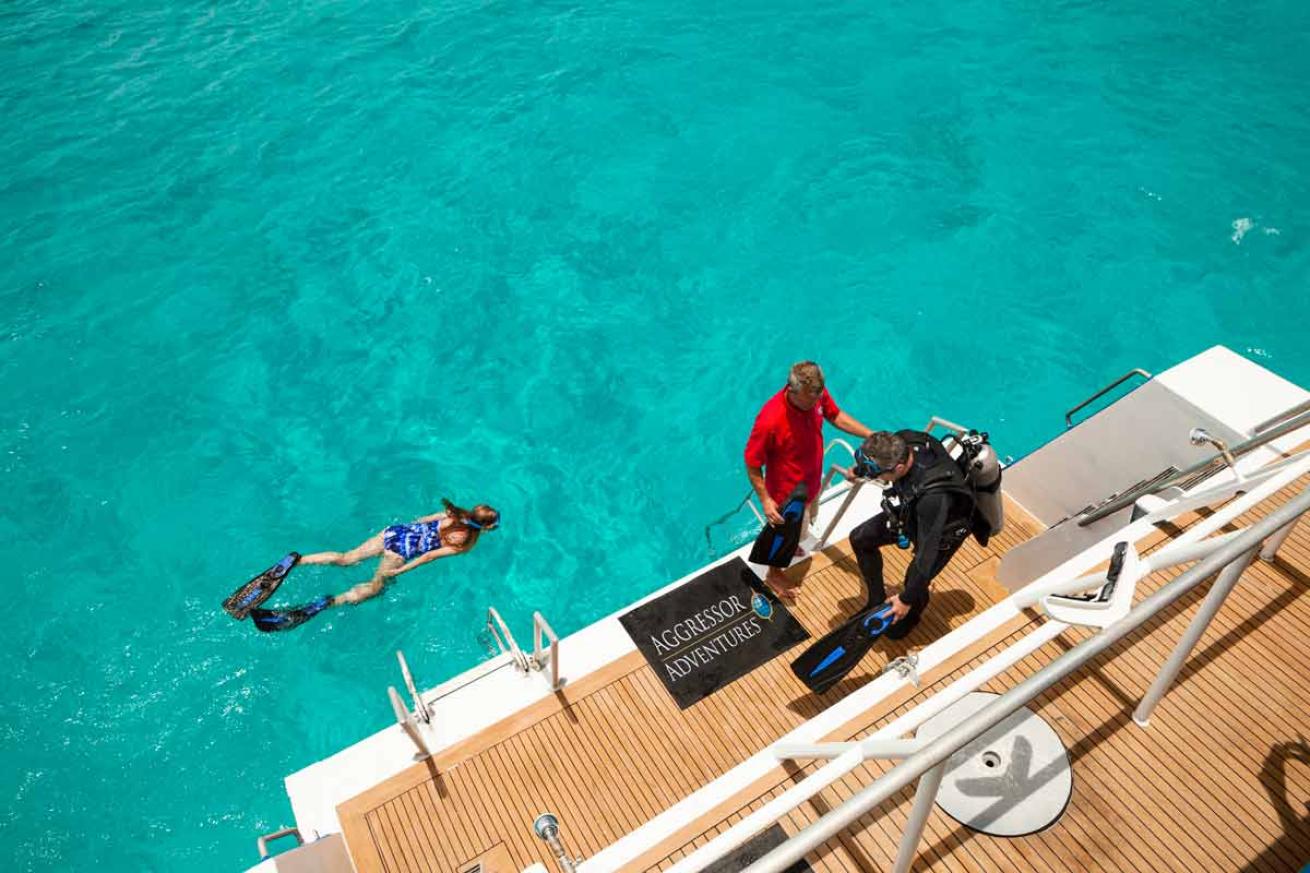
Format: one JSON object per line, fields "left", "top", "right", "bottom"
{"left": 383, "top": 519, "right": 444, "bottom": 562}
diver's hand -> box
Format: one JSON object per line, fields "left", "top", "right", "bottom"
{"left": 886, "top": 595, "right": 911, "bottom": 622}
{"left": 762, "top": 496, "right": 784, "bottom": 525}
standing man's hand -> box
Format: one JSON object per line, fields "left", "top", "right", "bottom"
{"left": 762, "top": 495, "right": 785, "bottom": 525}
{"left": 886, "top": 594, "right": 911, "bottom": 622}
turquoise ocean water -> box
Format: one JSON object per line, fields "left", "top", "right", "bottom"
{"left": 2, "top": 0, "right": 1308, "bottom": 868}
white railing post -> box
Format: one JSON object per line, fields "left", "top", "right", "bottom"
{"left": 396, "top": 650, "right": 432, "bottom": 723}
{"left": 389, "top": 686, "right": 432, "bottom": 759}
{"left": 488, "top": 607, "right": 531, "bottom": 672}
{"left": 816, "top": 479, "right": 868, "bottom": 550}
{"left": 533, "top": 611, "right": 562, "bottom": 690}
{"left": 1133, "top": 547, "right": 1259, "bottom": 726}
{"left": 893, "top": 762, "right": 947, "bottom": 873}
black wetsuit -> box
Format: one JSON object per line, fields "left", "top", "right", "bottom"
{"left": 849, "top": 430, "right": 975, "bottom": 635}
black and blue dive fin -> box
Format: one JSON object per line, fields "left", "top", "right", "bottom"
{"left": 250, "top": 594, "right": 334, "bottom": 633}
{"left": 748, "top": 483, "right": 809, "bottom": 567}
{"left": 223, "top": 552, "right": 301, "bottom": 620}
{"left": 789, "top": 603, "right": 895, "bottom": 694}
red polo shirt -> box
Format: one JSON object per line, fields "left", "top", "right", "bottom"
{"left": 744, "top": 386, "right": 842, "bottom": 505}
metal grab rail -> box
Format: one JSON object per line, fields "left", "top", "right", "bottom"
{"left": 396, "top": 650, "right": 432, "bottom": 724}
{"left": 1079, "top": 408, "right": 1310, "bottom": 525}
{"left": 701, "top": 492, "right": 765, "bottom": 557}
{"left": 1255, "top": 396, "right": 1310, "bottom": 433}
{"left": 388, "top": 686, "right": 433, "bottom": 759}
{"left": 256, "top": 826, "right": 302, "bottom": 859}
{"left": 532, "top": 611, "right": 562, "bottom": 690}
{"left": 923, "top": 415, "right": 970, "bottom": 438}
{"left": 744, "top": 485, "right": 1310, "bottom": 873}
{"left": 1065, "top": 368, "right": 1152, "bottom": 428}
{"left": 487, "top": 607, "right": 531, "bottom": 672}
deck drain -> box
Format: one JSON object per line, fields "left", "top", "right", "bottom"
{"left": 915, "top": 692, "right": 1072, "bottom": 837}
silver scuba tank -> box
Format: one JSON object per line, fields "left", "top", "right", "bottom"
{"left": 965, "top": 440, "right": 1005, "bottom": 535}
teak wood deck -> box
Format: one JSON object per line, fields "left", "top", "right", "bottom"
{"left": 338, "top": 487, "right": 1310, "bottom": 873}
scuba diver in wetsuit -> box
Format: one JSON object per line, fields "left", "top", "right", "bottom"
{"left": 790, "top": 428, "right": 1002, "bottom": 693}
{"left": 847, "top": 429, "right": 986, "bottom": 639}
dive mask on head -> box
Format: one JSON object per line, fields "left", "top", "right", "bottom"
{"left": 465, "top": 514, "right": 499, "bottom": 531}
{"left": 853, "top": 448, "right": 884, "bottom": 480}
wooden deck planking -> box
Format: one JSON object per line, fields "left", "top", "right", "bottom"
{"left": 644, "top": 478, "right": 1310, "bottom": 872}
{"left": 339, "top": 487, "right": 1310, "bottom": 872}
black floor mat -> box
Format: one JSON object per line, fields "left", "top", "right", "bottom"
{"left": 619, "top": 557, "right": 809, "bottom": 709}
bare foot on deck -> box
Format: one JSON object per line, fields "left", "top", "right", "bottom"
{"left": 765, "top": 569, "right": 800, "bottom": 604}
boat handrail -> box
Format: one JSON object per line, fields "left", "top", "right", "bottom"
{"left": 396, "top": 650, "right": 432, "bottom": 724}
{"left": 1064, "top": 367, "right": 1152, "bottom": 428}
{"left": 737, "top": 484, "right": 1310, "bottom": 873}
{"left": 487, "top": 606, "right": 531, "bottom": 672}
{"left": 387, "top": 686, "right": 432, "bottom": 759}
{"left": 532, "top": 611, "right": 562, "bottom": 691}
{"left": 1078, "top": 406, "right": 1310, "bottom": 525}
{"left": 1254, "top": 396, "right": 1310, "bottom": 433}
{"left": 612, "top": 447, "right": 1310, "bottom": 873}
{"left": 922, "top": 414, "right": 971, "bottom": 436}
{"left": 255, "top": 826, "right": 302, "bottom": 859}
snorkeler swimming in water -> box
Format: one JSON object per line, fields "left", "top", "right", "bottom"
{"left": 304, "top": 498, "right": 501, "bottom": 605}
{"left": 225, "top": 498, "right": 500, "bottom": 631}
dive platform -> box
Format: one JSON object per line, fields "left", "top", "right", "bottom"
{"left": 251, "top": 347, "right": 1310, "bottom": 873}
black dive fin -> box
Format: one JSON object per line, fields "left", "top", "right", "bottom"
{"left": 790, "top": 603, "right": 895, "bottom": 694}
{"left": 748, "top": 482, "right": 809, "bottom": 567}
{"left": 223, "top": 552, "right": 301, "bottom": 620}
{"left": 250, "top": 595, "right": 334, "bottom": 632}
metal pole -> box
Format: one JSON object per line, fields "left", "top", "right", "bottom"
{"left": 816, "top": 479, "right": 867, "bottom": 550}
{"left": 1259, "top": 518, "right": 1300, "bottom": 562}
{"left": 396, "top": 650, "right": 431, "bottom": 723}
{"left": 892, "top": 762, "right": 947, "bottom": 873}
{"left": 1133, "top": 547, "right": 1258, "bottom": 727}
{"left": 742, "top": 487, "right": 1310, "bottom": 873}
{"left": 389, "top": 686, "right": 431, "bottom": 758}
{"left": 533, "top": 612, "right": 561, "bottom": 690}
{"left": 774, "top": 739, "right": 920, "bottom": 763}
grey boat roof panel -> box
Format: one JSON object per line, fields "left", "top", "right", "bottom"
{"left": 1002, "top": 379, "right": 1246, "bottom": 527}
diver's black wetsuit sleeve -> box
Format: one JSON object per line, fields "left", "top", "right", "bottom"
{"left": 903, "top": 492, "right": 951, "bottom": 609}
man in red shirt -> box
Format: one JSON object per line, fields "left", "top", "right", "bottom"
{"left": 745, "top": 361, "right": 871, "bottom": 600}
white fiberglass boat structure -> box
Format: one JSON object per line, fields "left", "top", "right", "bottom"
{"left": 248, "top": 346, "right": 1310, "bottom": 873}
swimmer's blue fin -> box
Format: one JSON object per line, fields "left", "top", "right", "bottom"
{"left": 790, "top": 603, "right": 896, "bottom": 694}
{"left": 250, "top": 595, "right": 334, "bottom": 632}
{"left": 223, "top": 553, "right": 301, "bottom": 620}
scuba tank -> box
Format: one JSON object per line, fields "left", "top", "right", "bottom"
{"left": 954, "top": 430, "right": 1005, "bottom": 536}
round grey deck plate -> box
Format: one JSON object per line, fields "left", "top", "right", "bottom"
{"left": 915, "top": 692, "right": 1072, "bottom": 836}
